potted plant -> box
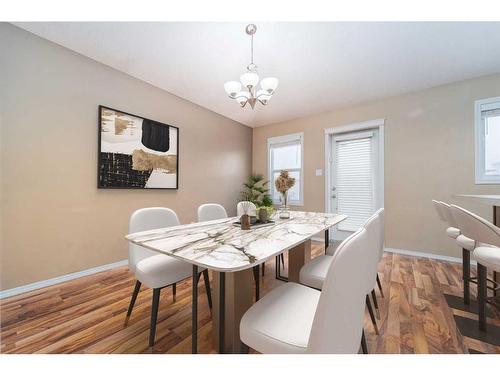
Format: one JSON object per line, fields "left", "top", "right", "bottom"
{"left": 240, "top": 174, "right": 274, "bottom": 223}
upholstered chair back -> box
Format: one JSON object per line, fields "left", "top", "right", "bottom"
{"left": 198, "top": 203, "right": 228, "bottom": 222}
{"left": 360, "top": 211, "right": 384, "bottom": 294}
{"left": 128, "top": 207, "right": 180, "bottom": 273}
{"left": 307, "top": 228, "right": 371, "bottom": 353}
{"left": 374, "top": 208, "right": 385, "bottom": 261}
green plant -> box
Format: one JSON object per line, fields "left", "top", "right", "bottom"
{"left": 240, "top": 174, "right": 273, "bottom": 207}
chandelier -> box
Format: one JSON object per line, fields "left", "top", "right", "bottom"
{"left": 224, "top": 24, "right": 279, "bottom": 109}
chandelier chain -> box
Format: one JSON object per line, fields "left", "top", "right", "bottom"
{"left": 250, "top": 33, "right": 254, "bottom": 66}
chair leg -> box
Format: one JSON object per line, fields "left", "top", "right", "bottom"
{"left": 202, "top": 269, "right": 213, "bottom": 310}
{"left": 361, "top": 329, "right": 368, "bottom": 354}
{"left": 478, "top": 264, "right": 488, "bottom": 332}
{"left": 262, "top": 262, "right": 265, "bottom": 276}
{"left": 280, "top": 253, "right": 285, "bottom": 268}
{"left": 463, "top": 248, "right": 471, "bottom": 306}
{"left": 172, "top": 282, "right": 176, "bottom": 301}
{"left": 366, "top": 295, "right": 379, "bottom": 335}
{"left": 371, "top": 289, "right": 380, "bottom": 319}
{"left": 252, "top": 265, "right": 260, "bottom": 301}
{"left": 376, "top": 274, "right": 384, "bottom": 298}
{"left": 149, "top": 288, "right": 161, "bottom": 347}
{"left": 126, "top": 280, "right": 141, "bottom": 318}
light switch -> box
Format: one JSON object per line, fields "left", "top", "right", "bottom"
{"left": 315, "top": 169, "right": 323, "bottom": 176}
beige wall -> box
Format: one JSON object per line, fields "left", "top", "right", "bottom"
{"left": 253, "top": 73, "right": 500, "bottom": 258}
{"left": 0, "top": 24, "right": 252, "bottom": 290}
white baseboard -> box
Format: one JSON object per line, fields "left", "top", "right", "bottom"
{"left": 384, "top": 247, "right": 474, "bottom": 265}
{"left": 0, "top": 259, "right": 129, "bottom": 299}
{"left": 312, "top": 236, "right": 469, "bottom": 265}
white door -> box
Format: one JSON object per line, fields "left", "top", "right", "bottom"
{"left": 329, "top": 129, "right": 382, "bottom": 240}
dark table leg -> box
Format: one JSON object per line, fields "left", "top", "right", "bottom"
{"left": 192, "top": 265, "right": 198, "bottom": 354}
{"left": 252, "top": 265, "right": 260, "bottom": 301}
{"left": 324, "top": 229, "right": 329, "bottom": 254}
{"left": 219, "top": 272, "right": 225, "bottom": 354}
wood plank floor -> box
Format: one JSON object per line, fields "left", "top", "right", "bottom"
{"left": 1, "top": 242, "right": 500, "bottom": 354}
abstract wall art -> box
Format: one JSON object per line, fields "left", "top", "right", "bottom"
{"left": 98, "top": 106, "right": 179, "bottom": 189}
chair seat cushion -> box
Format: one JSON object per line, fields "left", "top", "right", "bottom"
{"left": 446, "top": 227, "right": 460, "bottom": 239}
{"left": 240, "top": 282, "right": 320, "bottom": 354}
{"left": 135, "top": 254, "right": 200, "bottom": 289}
{"left": 299, "top": 255, "right": 333, "bottom": 290}
{"left": 474, "top": 246, "right": 500, "bottom": 272}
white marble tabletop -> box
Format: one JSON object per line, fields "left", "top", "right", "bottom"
{"left": 455, "top": 194, "right": 500, "bottom": 206}
{"left": 126, "top": 211, "right": 347, "bottom": 272}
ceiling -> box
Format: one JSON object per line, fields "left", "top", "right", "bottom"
{"left": 14, "top": 22, "right": 500, "bottom": 127}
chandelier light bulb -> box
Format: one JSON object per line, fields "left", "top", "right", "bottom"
{"left": 260, "top": 77, "right": 279, "bottom": 94}
{"left": 224, "top": 81, "right": 242, "bottom": 97}
{"left": 256, "top": 89, "right": 271, "bottom": 104}
{"left": 240, "top": 72, "right": 259, "bottom": 89}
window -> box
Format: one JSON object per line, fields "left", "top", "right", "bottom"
{"left": 268, "top": 133, "right": 304, "bottom": 205}
{"left": 475, "top": 97, "right": 500, "bottom": 184}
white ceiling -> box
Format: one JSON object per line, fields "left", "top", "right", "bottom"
{"left": 14, "top": 22, "right": 500, "bottom": 127}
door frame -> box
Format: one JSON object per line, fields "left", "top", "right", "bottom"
{"left": 324, "top": 118, "right": 385, "bottom": 238}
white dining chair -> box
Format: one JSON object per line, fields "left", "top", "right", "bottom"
{"left": 433, "top": 200, "right": 476, "bottom": 305}
{"left": 237, "top": 201, "right": 285, "bottom": 278}
{"left": 197, "top": 203, "right": 228, "bottom": 222}
{"left": 450, "top": 204, "right": 500, "bottom": 331}
{"left": 325, "top": 213, "right": 385, "bottom": 298}
{"left": 299, "top": 209, "right": 384, "bottom": 336}
{"left": 240, "top": 224, "right": 374, "bottom": 354}
{"left": 126, "top": 207, "right": 212, "bottom": 347}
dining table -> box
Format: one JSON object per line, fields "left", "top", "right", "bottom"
{"left": 126, "top": 210, "right": 347, "bottom": 353}
{"left": 455, "top": 194, "right": 500, "bottom": 295}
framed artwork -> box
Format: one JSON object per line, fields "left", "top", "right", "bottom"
{"left": 98, "top": 105, "right": 179, "bottom": 189}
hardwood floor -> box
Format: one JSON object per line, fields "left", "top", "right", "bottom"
{"left": 1, "top": 242, "right": 500, "bottom": 354}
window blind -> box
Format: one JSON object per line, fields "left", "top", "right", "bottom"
{"left": 335, "top": 136, "right": 374, "bottom": 232}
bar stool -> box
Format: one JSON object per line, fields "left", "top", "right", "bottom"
{"left": 450, "top": 205, "right": 500, "bottom": 331}
{"left": 433, "top": 200, "right": 475, "bottom": 305}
